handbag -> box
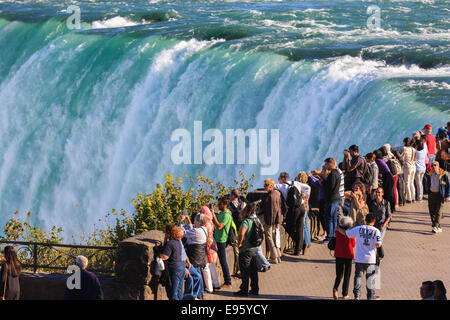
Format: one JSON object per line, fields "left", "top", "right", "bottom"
{"left": 275, "top": 227, "right": 281, "bottom": 249}
{"left": 327, "top": 237, "right": 336, "bottom": 251}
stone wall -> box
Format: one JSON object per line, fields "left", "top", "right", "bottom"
{"left": 19, "top": 272, "right": 117, "bottom": 300}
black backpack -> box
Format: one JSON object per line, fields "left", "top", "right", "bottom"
{"left": 361, "top": 158, "right": 373, "bottom": 184}
{"left": 226, "top": 213, "right": 237, "bottom": 247}
{"left": 249, "top": 216, "right": 264, "bottom": 247}
{"left": 286, "top": 182, "right": 302, "bottom": 209}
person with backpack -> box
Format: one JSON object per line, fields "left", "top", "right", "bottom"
{"left": 234, "top": 203, "right": 264, "bottom": 297}
{"left": 263, "top": 179, "right": 283, "bottom": 264}
{"left": 228, "top": 189, "right": 247, "bottom": 277}
{"left": 211, "top": 197, "right": 233, "bottom": 289}
{"left": 343, "top": 145, "right": 366, "bottom": 191}
{"left": 275, "top": 172, "right": 311, "bottom": 256}
{"left": 332, "top": 216, "right": 355, "bottom": 300}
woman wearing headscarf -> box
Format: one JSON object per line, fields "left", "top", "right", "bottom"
{"left": 198, "top": 206, "right": 220, "bottom": 293}
{"left": 0, "top": 246, "right": 21, "bottom": 300}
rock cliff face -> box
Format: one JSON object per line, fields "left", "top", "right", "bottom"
{"left": 115, "top": 230, "right": 166, "bottom": 300}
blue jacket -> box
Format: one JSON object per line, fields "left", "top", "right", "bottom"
{"left": 427, "top": 169, "right": 450, "bottom": 200}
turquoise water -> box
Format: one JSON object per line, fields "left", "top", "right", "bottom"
{"left": 0, "top": 0, "right": 449, "bottom": 236}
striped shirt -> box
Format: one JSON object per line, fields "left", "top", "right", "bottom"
{"left": 337, "top": 168, "right": 345, "bottom": 199}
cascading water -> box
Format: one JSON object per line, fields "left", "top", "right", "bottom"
{"left": 0, "top": 0, "right": 448, "bottom": 236}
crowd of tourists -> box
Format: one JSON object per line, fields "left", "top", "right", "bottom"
{"left": 0, "top": 123, "right": 448, "bottom": 300}
{"left": 157, "top": 122, "right": 449, "bottom": 301}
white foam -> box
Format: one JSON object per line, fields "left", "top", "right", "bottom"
{"left": 91, "top": 16, "right": 140, "bottom": 29}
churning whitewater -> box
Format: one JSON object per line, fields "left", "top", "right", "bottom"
{"left": 0, "top": 0, "right": 448, "bottom": 236}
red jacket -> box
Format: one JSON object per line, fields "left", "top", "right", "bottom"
{"left": 334, "top": 231, "right": 355, "bottom": 259}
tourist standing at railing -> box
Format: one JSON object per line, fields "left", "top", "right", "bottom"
{"left": 199, "top": 206, "right": 220, "bottom": 293}
{"left": 228, "top": 189, "right": 247, "bottom": 277}
{"left": 374, "top": 149, "right": 395, "bottom": 213}
{"left": 423, "top": 124, "right": 437, "bottom": 164}
{"left": 0, "top": 246, "right": 21, "bottom": 300}
{"left": 262, "top": 179, "right": 283, "bottom": 264}
{"left": 179, "top": 213, "right": 207, "bottom": 299}
{"left": 343, "top": 145, "right": 365, "bottom": 191}
{"left": 323, "top": 158, "right": 342, "bottom": 244}
{"left": 64, "top": 255, "right": 103, "bottom": 300}
{"left": 415, "top": 141, "right": 427, "bottom": 202}
{"left": 365, "top": 153, "right": 379, "bottom": 200}
{"left": 393, "top": 150, "right": 406, "bottom": 207}
{"left": 160, "top": 225, "right": 188, "bottom": 300}
{"left": 210, "top": 197, "right": 233, "bottom": 289}
{"left": 402, "top": 137, "right": 417, "bottom": 203}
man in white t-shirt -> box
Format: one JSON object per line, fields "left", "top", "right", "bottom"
{"left": 337, "top": 213, "right": 382, "bottom": 300}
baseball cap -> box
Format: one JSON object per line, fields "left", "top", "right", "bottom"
{"left": 423, "top": 124, "right": 432, "bottom": 130}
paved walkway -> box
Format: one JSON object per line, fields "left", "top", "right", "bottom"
{"left": 207, "top": 199, "right": 450, "bottom": 300}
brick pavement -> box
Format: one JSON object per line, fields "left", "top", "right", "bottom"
{"left": 206, "top": 199, "right": 450, "bottom": 300}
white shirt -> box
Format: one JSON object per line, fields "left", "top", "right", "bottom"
{"left": 415, "top": 149, "right": 427, "bottom": 172}
{"left": 275, "top": 181, "right": 311, "bottom": 203}
{"left": 180, "top": 225, "right": 207, "bottom": 245}
{"left": 346, "top": 225, "right": 381, "bottom": 264}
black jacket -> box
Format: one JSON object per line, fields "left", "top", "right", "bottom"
{"left": 324, "top": 169, "right": 341, "bottom": 202}
{"left": 64, "top": 269, "right": 103, "bottom": 300}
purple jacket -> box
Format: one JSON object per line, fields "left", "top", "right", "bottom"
{"left": 308, "top": 175, "right": 325, "bottom": 201}
{"left": 375, "top": 158, "right": 391, "bottom": 175}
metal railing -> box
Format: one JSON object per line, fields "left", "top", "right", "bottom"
{"left": 0, "top": 240, "right": 117, "bottom": 274}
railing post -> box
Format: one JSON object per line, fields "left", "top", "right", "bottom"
{"left": 33, "top": 243, "right": 37, "bottom": 273}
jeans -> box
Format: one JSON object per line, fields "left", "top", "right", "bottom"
{"left": 333, "top": 257, "right": 352, "bottom": 297}
{"left": 397, "top": 173, "right": 405, "bottom": 205}
{"left": 256, "top": 245, "right": 270, "bottom": 270}
{"left": 353, "top": 263, "right": 376, "bottom": 299}
{"left": 216, "top": 242, "right": 232, "bottom": 285}
{"left": 167, "top": 265, "right": 186, "bottom": 300}
{"left": 379, "top": 227, "right": 387, "bottom": 241}
{"left": 184, "top": 265, "right": 204, "bottom": 298}
{"left": 414, "top": 170, "right": 425, "bottom": 201}
{"left": 239, "top": 248, "right": 259, "bottom": 294}
{"left": 325, "top": 200, "right": 340, "bottom": 241}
